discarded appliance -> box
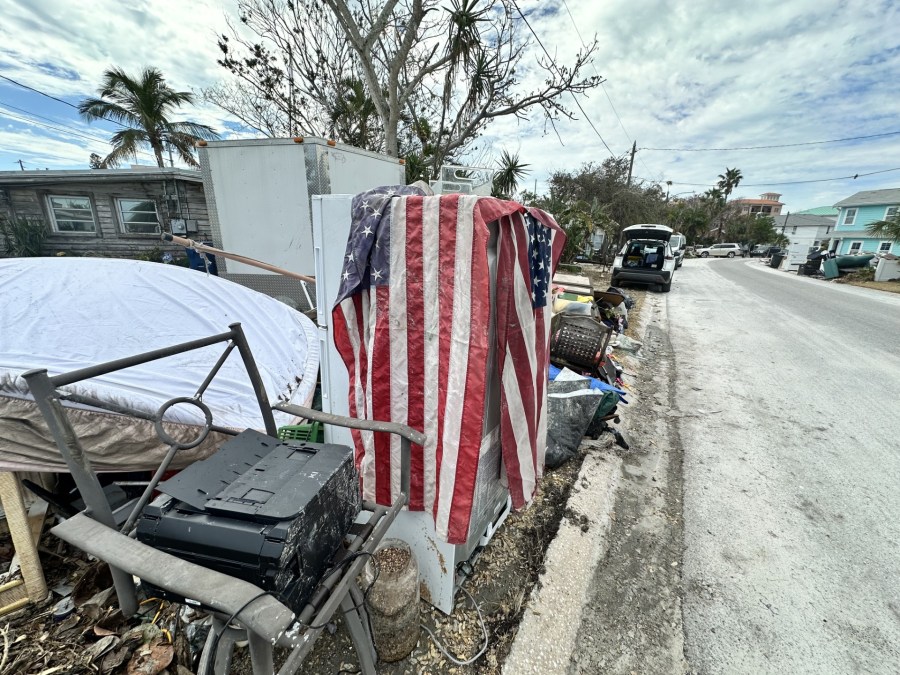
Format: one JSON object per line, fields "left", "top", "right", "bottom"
{"left": 0, "top": 257, "right": 319, "bottom": 473}
{"left": 137, "top": 429, "right": 360, "bottom": 613}
{"left": 311, "top": 189, "right": 564, "bottom": 613}
{"left": 198, "top": 138, "right": 406, "bottom": 309}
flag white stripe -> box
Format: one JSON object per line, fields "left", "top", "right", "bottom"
{"left": 421, "top": 197, "right": 441, "bottom": 514}
{"left": 388, "top": 200, "right": 409, "bottom": 502}
{"left": 361, "top": 291, "right": 376, "bottom": 499}
{"left": 502, "top": 343, "right": 537, "bottom": 494}
{"left": 435, "top": 195, "right": 477, "bottom": 539}
{"left": 341, "top": 300, "right": 374, "bottom": 500}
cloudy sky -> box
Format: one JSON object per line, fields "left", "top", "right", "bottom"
{"left": 1, "top": 0, "right": 899, "bottom": 211}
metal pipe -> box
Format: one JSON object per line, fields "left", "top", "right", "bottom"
{"left": 194, "top": 342, "right": 236, "bottom": 399}
{"left": 22, "top": 369, "right": 138, "bottom": 617}
{"left": 273, "top": 403, "right": 426, "bottom": 447}
{"left": 49, "top": 328, "right": 237, "bottom": 387}
{"left": 229, "top": 323, "right": 278, "bottom": 437}
{"left": 119, "top": 443, "right": 179, "bottom": 534}
{"left": 162, "top": 233, "right": 316, "bottom": 284}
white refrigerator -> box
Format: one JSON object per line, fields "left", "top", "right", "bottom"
{"left": 311, "top": 194, "right": 511, "bottom": 614}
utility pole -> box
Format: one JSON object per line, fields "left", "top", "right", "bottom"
{"left": 167, "top": 146, "right": 174, "bottom": 168}
{"left": 16, "top": 159, "right": 25, "bottom": 171}
{"left": 626, "top": 141, "right": 636, "bottom": 185}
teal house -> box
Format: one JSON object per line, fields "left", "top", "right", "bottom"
{"left": 832, "top": 188, "right": 900, "bottom": 255}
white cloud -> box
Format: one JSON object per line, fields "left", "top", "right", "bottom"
{"left": 1, "top": 0, "right": 899, "bottom": 209}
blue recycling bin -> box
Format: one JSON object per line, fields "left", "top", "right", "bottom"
{"left": 185, "top": 243, "right": 219, "bottom": 276}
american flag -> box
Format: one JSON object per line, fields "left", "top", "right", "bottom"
{"left": 332, "top": 187, "right": 565, "bottom": 544}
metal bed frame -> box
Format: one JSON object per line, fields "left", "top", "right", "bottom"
{"left": 24, "top": 323, "right": 425, "bottom": 674}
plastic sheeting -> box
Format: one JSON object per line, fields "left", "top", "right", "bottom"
{"left": 0, "top": 257, "right": 319, "bottom": 472}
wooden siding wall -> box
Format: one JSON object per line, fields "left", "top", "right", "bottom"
{"left": 0, "top": 179, "right": 211, "bottom": 258}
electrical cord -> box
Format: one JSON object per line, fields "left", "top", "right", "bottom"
{"left": 203, "top": 591, "right": 271, "bottom": 675}
{"left": 421, "top": 586, "right": 489, "bottom": 666}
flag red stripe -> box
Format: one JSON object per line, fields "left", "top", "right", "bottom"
{"left": 507, "top": 214, "right": 538, "bottom": 457}
{"left": 371, "top": 285, "right": 393, "bottom": 504}
{"left": 494, "top": 214, "right": 526, "bottom": 506}
{"left": 404, "top": 197, "right": 426, "bottom": 510}
{"left": 445, "top": 205, "right": 491, "bottom": 542}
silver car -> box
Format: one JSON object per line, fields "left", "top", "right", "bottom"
{"left": 697, "top": 243, "right": 744, "bottom": 258}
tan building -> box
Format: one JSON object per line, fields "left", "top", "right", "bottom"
{"left": 732, "top": 192, "right": 784, "bottom": 216}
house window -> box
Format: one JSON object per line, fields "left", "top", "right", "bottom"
{"left": 117, "top": 198, "right": 160, "bottom": 235}
{"left": 880, "top": 241, "right": 892, "bottom": 252}
{"left": 843, "top": 208, "right": 857, "bottom": 225}
{"left": 791, "top": 226, "right": 797, "bottom": 234}
{"left": 885, "top": 206, "right": 898, "bottom": 220}
{"left": 47, "top": 195, "right": 96, "bottom": 233}
{"left": 849, "top": 241, "right": 863, "bottom": 253}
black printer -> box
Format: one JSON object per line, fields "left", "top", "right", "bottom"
{"left": 136, "top": 429, "right": 360, "bottom": 612}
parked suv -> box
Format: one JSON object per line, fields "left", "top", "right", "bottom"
{"left": 697, "top": 243, "right": 744, "bottom": 258}
{"left": 611, "top": 224, "right": 676, "bottom": 292}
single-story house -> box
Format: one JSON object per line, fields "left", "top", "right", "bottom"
{"left": 0, "top": 167, "right": 211, "bottom": 258}
{"left": 832, "top": 188, "right": 900, "bottom": 256}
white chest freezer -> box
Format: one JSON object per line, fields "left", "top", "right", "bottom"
{"left": 312, "top": 194, "right": 511, "bottom": 614}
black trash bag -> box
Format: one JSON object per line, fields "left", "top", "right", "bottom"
{"left": 546, "top": 380, "right": 605, "bottom": 469}
{"left": 607, "top": 286, "right": 635, "bottom": 309}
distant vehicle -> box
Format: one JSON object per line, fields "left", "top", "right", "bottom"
{"left": 750, "top": 245, "right": 782, "bottom": 258}
{"left": 669, "top": 233, "right": 687, "bottom": 268}
{"left": 611, "top": 223, "right": 676, "bottom": 293}
{"left": 697, "top": 243, "right": 745, "bottom": 258}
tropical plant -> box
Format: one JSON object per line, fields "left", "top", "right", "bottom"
{"left": 327, "top": 77, "right": 380, "bottom": 151}
{"left": 865, "top": 214, "right": 900, "bottom": 243}
{"left": 0, "top": 216, "right": 47, "bottom": 257}
{"left": 491, "top": 150, "right": 529, "bottom": 199}
{"left": 79, "top": 67, "right": 219, "bottom": 168}
{"left": 713, "top": 168, "right": 743, "bottom": 241}
{"left": 716, "top": 167, "right": 743, "bottom": 201}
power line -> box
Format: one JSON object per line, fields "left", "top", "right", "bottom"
{"left": 558, "top": 0, "right": 659, "bottom": 180}
{"left": 643, "top": 130, "right": 900, "bottom": 152}
{"left": 0, "top": 73, "right": 129, "bottom": 130}
{"left": 511, "top": 1, "right": 616, "bottom": 158}
{"left": 667, "top": 166, "right": 900, "bottom": 188}
{"left": 0, "top": 101, "right": 157, "bottom": 162}
{"left": 1, "top": 102, "right": 112, "bottom": 145}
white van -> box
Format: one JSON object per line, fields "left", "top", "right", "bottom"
{"left": 669, "top": 233, "right": 687, "bottom": 268}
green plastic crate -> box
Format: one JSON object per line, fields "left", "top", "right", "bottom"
{"left": 277, "top": 421, "right": 324, "bottom": 443}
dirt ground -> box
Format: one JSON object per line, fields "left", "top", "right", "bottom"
{"left": 842, "top": 279, "right": 900, "bottom": 294}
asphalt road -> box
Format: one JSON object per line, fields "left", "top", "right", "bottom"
{"left": 667, "top": 259, "right": 900, "bottom": 673}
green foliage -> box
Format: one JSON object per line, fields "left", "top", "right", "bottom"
{"left": 524, "top": 158, "right": 666, "bottom": 263}
{"left": 865, "top": 216, "right": 900, "bottom": 243}
{"left": 79, "top": 67, "right": 219, "bottom": 168}
{"left": 491, "top": 150, "right": 529, "bottom": 199}
{"left": 0, "top": 216, "right": 47, "bottom": 257}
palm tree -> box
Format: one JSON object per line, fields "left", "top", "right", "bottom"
{"left": 866, "top": 215, "right": 900, "bottom": 244}
{"left": 714, "top": 167, "right": 743, "bottom": 241}
{"left": 716, "top": 167, "right": 743, "bottom": 200}
{"left": 79, "top": 67, "right": 219, "bottom": 168}
{"left": 492, "top": 150, "right": 530, "bottom": 199}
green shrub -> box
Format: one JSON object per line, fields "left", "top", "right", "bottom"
{"left": 0, "top": 216, "right": 47, "bottom": 257}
